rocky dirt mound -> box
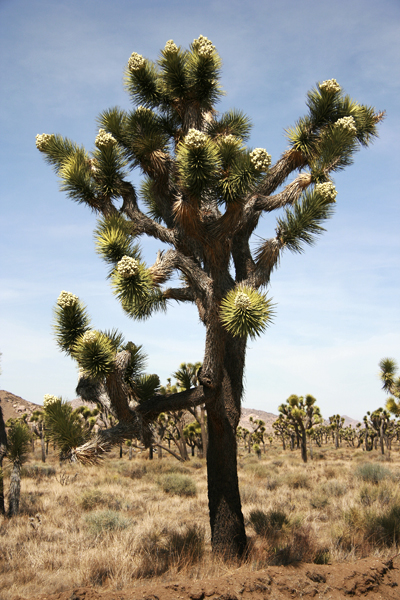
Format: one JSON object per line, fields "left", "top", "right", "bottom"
{"left": 0, "top": 390, "right": 41, "bottom": 422}
{"left": 17, "top": 556, "right": 400, "bottom": 600}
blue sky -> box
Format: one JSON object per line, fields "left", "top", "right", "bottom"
{"left": 0, "top": 0, "right": 399, "bottom": 420}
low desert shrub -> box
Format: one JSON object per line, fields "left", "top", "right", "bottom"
{"left": 242, "top": 463, "right": 270, "bottom": 478}
{"left": 370, "top": 503, "right": 400, "bottom": 545}
{"left": 320, "top": 480, "right": 347, "bottom": 497}
{"left": 21, "top": 465, "right": 56, "bottom": 478}
{"left": 135, "top": 523, "right": 204, "bottom": 577}
{"left": 249, "top": 508, "right": 289, "bottom": 537}
{"left": 359, "top": 483, "right": 393, "bottom": 507}
{"left": 84, "top": 510, "right": 131, "bottom": 535}
{"left": 158, "top": 473, "right": 197, "bottom": 496}
{"left": 310, "top": 494, "right": 329, "bottom": 509}
{"left": 355, "top": 463, "right": 392, "bottom": 484}
{"left": 284, "top": 471, "right": 310, "bottom": 489}
{"left": 79, "top": 489, "right": 122, "bottom": 511}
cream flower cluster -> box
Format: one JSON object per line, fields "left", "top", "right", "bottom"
{"left": 315, "top": 182, "right": 338, "bottom": 203}
{"left": 250, "top": 148, "right": 271, "bottom": 171}
{"left": 128, "top": 52, "right": 146, "bottom": 72}
{"left": 164, "top": 39, "right": 178, "bottom": 54}
{"left": 319, "top": 79, "right": 341, "bottom": 93}
{"left": 82, "top": 330, "right": 98, "bottom": 344}
{"left": 334, "top": 116, "right": 357, "bottom": 133}
{"left": 220, "top": 134, "right": 240, "bottom": 145}
{"left": 136, "top": 105, "right": 153, "bottom": 116}
{"left": 95, "top": 129, "right": 117, "bottom": 148}
{"left": 57, "top": 291, "right": 79, "bottom": 308}
{"left": 43, "top": 394, "right": 58, "bottom": 408}
{"left": 35, "top": 133, "right": 55, "bottom": 152}
{"left": 234, "top": 292, "right": 252, "bottom": 310}
{"left": 193, "top": 35, "right": 215, "bottom": 58}
{"left": 117, "top": 256, "right": 140, "bottom": 278}
{"left": 184, "top": 129, "right": 208, "bottom": 149}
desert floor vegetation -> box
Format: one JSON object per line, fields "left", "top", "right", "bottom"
{"left": 1, "top": 443, "right": 400, "bottom": 599}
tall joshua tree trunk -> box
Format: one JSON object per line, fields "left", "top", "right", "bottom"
{"left": 206, "top": 337, "right": 247, "bottom": 555}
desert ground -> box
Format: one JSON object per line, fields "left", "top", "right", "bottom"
{"left": 1, "top": 436, "right": 400, "bottom": 599}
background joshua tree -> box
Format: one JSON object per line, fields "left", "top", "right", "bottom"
{"left": 329, "top": 414, "right": 345, "bottom": 449}
{"left": 6, "top": 418, "right": 31, "bottom": 517}
{"left": 37, "top": 36, "right": 382, "bottom": 556}
{"left": 278, "top": 394, "right": 322, "bottom": 463}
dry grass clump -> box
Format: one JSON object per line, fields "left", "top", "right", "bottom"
{"left": 135, "top": 523, "right": 205, "bottom": 577}
{"left": 158, "top": 473, "right": 197, "bottom": 496}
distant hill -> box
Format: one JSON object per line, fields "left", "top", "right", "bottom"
{"left": 0, "top": 390, "right": 42, "bottom": 422}
{"left": 0, "top": 390, "right": 361, "bottom": 430}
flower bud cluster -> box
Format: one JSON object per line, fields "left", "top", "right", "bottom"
{"left": 315, "top": 181, "right": 338, "bottom": 203}
{"left": 164, "top": 40, "right": 178, "bottom": 54}
{"left": 35, "top": 133, "right": 55, "bottom": 152}
{"left": 95, "top": 129, "right": 117, "bottom": 148}
{"left": 136, "top": 105, "right": 153, "bottom": 116}
{"left": 250, "top": 148, "right": 271, "bottom": 171}
{"left": 57, "top": 291, "right": 79, "bottom": 308}
{"left": 193, "top": 35, "right": 215, "bottom": 58}
{"left": 82, "top": 330, "right": 98, "bottom": 344}
{"left": 43, "top": 394, "right": 59, "bottom": 408}
{"left": 319, "top": 79, "right": 341, "bottom": 93}
{"left": 334, "top": 116, "right": 357, "bottom": 133}
{"left": 234, "top": 292, "right": 252, "bottom": 310}
{"left": 220, "top": 134, "right": 240, "bottom": 145}
{"left": 117, "top": 256, "right": 140, "bottom": 278}
{"left": 184, "top": 129, "right": 208, "bottom": 149}
{"left": 128, "top": 52, "right": 146, "bottom": 72}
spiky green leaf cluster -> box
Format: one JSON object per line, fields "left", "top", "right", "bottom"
{"left": 111, "top": 259, "right": 152, "bottom": 304}
{"left": 122, "top": 342, "right": 148, "bottom": 384}
{"left": 6, "top": 420, "right": 31, "bottom": 463}
{"left": 43, "top": 398, "right": 88, "bottom": 454}
{"left": 286, "top": 82, "right": 381, "bottom": 175}
{"left": 220, "top": 286, "right": 274, "bottom": 340}
{"left": 120, "top": 287, "right": 167, "bottom": 321}
{"left": 177, "top": 133, "right": 221, "bottom": 197}
{"left": 53, "top": 295, "right": 91, "bottom": 355}
{"left": 95, "top": 214, "right": 140, "bottom": 269}
{"left": 73, "top": 331, "right": 116, "bottom": 379}
{"left": 276, "top": 185, "right": 336, "bottom": 254}
{"left": 125, "top": 35, "right": 223, "bottom": 112}
{"left": 135, "top": 373, "right": 161, "bottom": 402}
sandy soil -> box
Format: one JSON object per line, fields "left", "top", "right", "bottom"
{"left": 15, "top": 555, "right": 400, "bottom": 600}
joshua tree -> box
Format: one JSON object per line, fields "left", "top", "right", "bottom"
{"left": 278, "top": 394, "right": 322, "bottom": 462}
{"left": 30, "top": 410, "right": 47, "bottom": 462}
{"left": 37, "top": 36, "right": 382, "bottom": 555}
{"left": 6, "top": 419, "right": 31, "bottom": 517}
{"left": 329, "top": 414, "right": 345, "bottom": 449}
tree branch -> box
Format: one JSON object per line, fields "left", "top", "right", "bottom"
{"left": 119, "top": 180, "right": 176, "bottom": 245}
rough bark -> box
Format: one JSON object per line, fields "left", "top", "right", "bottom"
{"left": 7, "top": 459, "right": 21, "bottom": 517}
{"left": 206, "top": 337, "right": 247, "bottom": 556}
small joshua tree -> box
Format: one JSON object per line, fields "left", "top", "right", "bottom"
{"left": 6, "top": 419, "right": 31, "bottom": 517}
{"left": 278, "top": 394, "right": 322, "bottom": 462}
{"left": 37, "top": 36, "right": 383, "bottom": 555}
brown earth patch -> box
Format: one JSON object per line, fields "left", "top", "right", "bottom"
{"left": 13, "top": 556, "right": 400, "bottom": 600}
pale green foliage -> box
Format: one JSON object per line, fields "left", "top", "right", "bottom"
{"left": 220, "top": 285, "right": 274, "bottom": 339}
{"left": 6, "top": 420, "right": 31, "bottom": 463}
{"left": 44, "top": 398, "right": 88, "bottom": 455}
